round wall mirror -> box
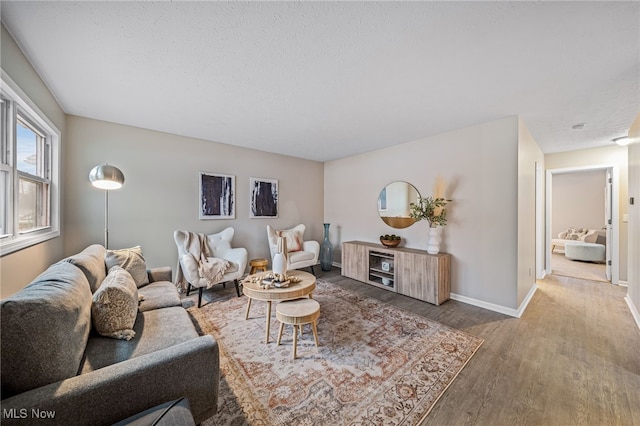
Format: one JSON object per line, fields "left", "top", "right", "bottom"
{"left": 377, "top": 181, "right": 421, "bottom": 229}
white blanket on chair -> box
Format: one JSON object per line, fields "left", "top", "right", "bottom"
{"left": 177, "top": 232, "right": 230, "bottom": 290}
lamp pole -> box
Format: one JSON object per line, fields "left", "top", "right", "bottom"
{"left": 89, "top": 164, "right": 125, "bottom": 249}
{"left": 104, "top": 189, "right": 109, "bottom": 249}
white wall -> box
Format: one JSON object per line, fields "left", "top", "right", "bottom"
{"left": 552, "top": 170, "right": 606, "bottom": 238}
{"left": 325, "top": 116, "right": 524, "bottom": 311}
{"left": 626, "top": 114, "right": 640, "bottom": 328}
{"left": 0, "top": 25, "right": 67, "bottom": 298}
{"left": 546, "top": 146, "right": 629, "bottom": 281}
{"left": 517, "top": 119, "right": 544, "bottom": 307}
{"left": 64, "top": 116, "right": 324, "bottom": 273}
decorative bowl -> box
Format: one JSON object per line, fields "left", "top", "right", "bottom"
{"left": 380, "top": 237, "right": 401, "bottom": 248}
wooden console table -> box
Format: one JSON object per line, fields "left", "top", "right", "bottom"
{"left": 341, "top": 241, "right": 450, "bottom": 305}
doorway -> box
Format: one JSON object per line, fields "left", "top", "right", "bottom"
{"left": 545, "top": 165, "right": 618, "bottom": 284}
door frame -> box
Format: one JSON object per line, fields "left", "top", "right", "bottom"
{"left": 545, "top": 164, "right": 619, "bottom": 284}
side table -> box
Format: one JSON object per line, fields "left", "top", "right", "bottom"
{"left": 242, "top": 270, "right": 316, "bottom": 343}
{"left": 249, "top": 258, "right": 268, "bottom": 275}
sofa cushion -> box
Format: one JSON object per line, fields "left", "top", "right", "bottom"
{"left": 92, "top": 266, "right": 139, "bottom": 340}
{"left": 79, "top": 306, "right": 199, "bottom": 373}
{"left": 62, "top": 244, "right": 107, "bottom": 293}
{"left": 0, "top": 262, "right": 92, "bottom": 398}
{"left": 105, "top": 246, "right": 150, "bottom": 287}
{"left": 137, "top": 281, "right": 182, "bottom": 312}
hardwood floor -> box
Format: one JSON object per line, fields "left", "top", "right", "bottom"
{"left": 194, "top": 267, "right": 640, "bottom": 425}
{"left": 315, "top": 268, "right": 640, "bottom": 426}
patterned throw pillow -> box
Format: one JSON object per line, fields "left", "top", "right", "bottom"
{"left": 91, "top": 266, "right": 138, "bottom": 340}
{"left": 105, "top": 246, "right": 149, "bottom": 287}
{"left": 565, "top": 227, "right": 588, "bottom": 241}
{"left": 277, "top": 225, "right": 304, "bottom": 252}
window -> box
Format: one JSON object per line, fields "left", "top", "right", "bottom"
{"left": 1, "top": 75, "right": 60, "bottom": 255}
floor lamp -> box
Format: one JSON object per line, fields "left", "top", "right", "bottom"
{"left": 89, "top": 164, "right": 125, "bottom": 249}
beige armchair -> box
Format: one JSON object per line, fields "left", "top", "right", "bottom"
{"left": 174, "top": 228, "right": 248, "bottom": 307}
{"left": 267, "top": 224, "right": 319, "bottom": 275}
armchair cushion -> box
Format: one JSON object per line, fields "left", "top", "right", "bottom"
{"left": 289, "top": 250, "right": 315, "bottom": 263}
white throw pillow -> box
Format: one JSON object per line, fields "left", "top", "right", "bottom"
{"left": 91, "top": 266, "right": 138, "bottom": 340}
{"left": 105, "top": 246, "right": 149, "bottom": 287}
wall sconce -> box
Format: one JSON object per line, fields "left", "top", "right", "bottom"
{"left": 89, "top": 164, "right": 125, "bottom": 248}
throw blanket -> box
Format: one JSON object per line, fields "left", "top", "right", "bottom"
{"left": 176, "top": 232, "right": 230, "bottom": 291}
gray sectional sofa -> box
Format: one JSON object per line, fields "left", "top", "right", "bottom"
{"left": 1, "top": 244, "right": 219, "bottom": 425}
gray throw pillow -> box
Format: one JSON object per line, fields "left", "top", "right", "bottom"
{"left": 91, "top": 266, "right": 139, "bottom": 340}
{"left": 105, "top": 246, "right": 149, "bottom": 287}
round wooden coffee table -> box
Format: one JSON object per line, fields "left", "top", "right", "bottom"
{"left": 242, "top": 270, "right": 316, "bottom": 343}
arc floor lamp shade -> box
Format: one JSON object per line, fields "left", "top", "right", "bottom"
{"left": 89, "top": 164, "right": 125, "bottom": 248}
{"left": 89, "top": 164, "right": 125, "bottom": 189}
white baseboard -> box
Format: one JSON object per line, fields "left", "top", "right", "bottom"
{"left": 450, "top": 283, "right": 537, "bottom": 318}
{"left": 617, "top": 280, "right": 628, "bottom": 287}
{"left": 625, "top": 295, "right": 640, "bottom": 331}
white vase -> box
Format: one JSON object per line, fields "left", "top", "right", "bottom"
{"left": 427, "top": 226, "right": 442, "bottom": 254}
{"left": 272, "top": 252, "right": 287, "bottom": 276}
{"left": 272, "top": 236, "right": 288, "bottom": 276}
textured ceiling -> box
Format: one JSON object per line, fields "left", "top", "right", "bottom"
{"left": 1, "top": 1, "right": 638, "bottom": 162}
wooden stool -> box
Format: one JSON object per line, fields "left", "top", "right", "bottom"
{"left": 249, "top": 258, "right": 268, "bottom": 275}
{"left": 276, "top": 298, "right": 320, "bottom": 359}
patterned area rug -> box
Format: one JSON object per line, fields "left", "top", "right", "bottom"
{"left": 189, "top": 279, "right": 483, "bottom": 426}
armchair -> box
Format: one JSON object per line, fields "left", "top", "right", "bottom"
{"left": 174, "top": 228, "right": 248, "bottom": 307}
{"left": 267, "top": 224, "right": 319, "bottom": 275}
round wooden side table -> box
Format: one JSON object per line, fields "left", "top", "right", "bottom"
{"left": 276, "top": 298, "right": 320, "bottom": 359}
{"left": 249, "top": 258, "right": 268, "bottom": 275}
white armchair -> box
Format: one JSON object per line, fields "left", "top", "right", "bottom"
{"left": 174, "top": 228, "right": 248, "bottom": 307}
{"left": 267, "top": 224, "right": 319, "bottom": 275}
{"left": 551, "top": 228, "right": 598, "bottom": 252}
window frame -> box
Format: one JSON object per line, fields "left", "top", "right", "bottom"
{"left": 1, "top": 73, "right": 60, "bottom": 256}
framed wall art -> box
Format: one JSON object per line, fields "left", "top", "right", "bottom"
{"left": 250, "top": 177, "right": 278, "bottom": 218}
{"left": 199, "top": 172, "right": 235, "bottom": 219}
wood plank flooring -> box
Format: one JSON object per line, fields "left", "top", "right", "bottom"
{"left": 193, "top": 267, "right": 640, "bottom": 425}
{"left": 316, "top": 268, "right": 640, "bottom": 426}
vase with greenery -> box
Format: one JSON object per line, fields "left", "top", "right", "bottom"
{"left": 410, "top": 196, "right": 450, "bottom": 254}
